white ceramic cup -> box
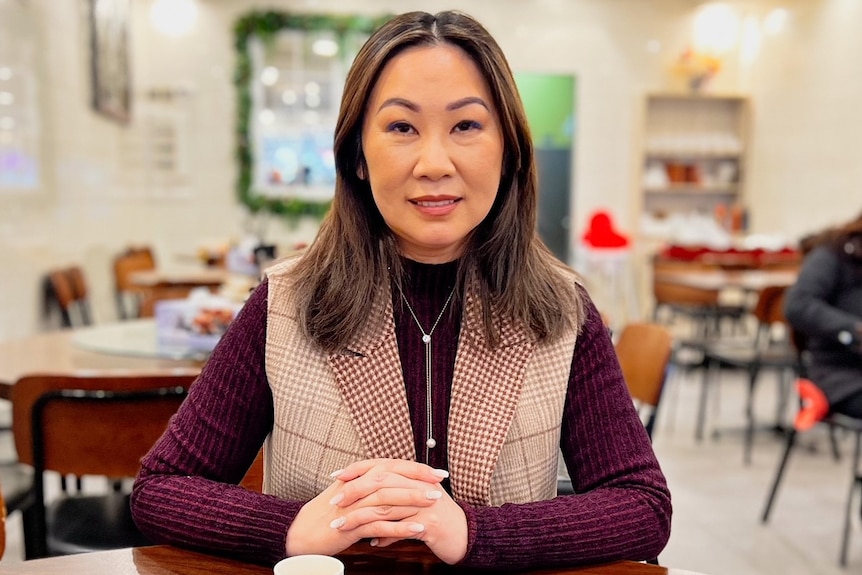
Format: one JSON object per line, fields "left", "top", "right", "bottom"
{"left": 273, "top": 554, "right": 345, "bottom": 575}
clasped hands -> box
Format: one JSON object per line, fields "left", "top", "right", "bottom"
{"left": 285, "top": 458, "right": 468, "bottom": 564}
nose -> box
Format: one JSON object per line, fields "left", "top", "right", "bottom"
{"left": 412, "top": 135, "right": 455, "bottom": 180}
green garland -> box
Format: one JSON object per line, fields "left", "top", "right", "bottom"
{"left": 233, "top": 10, "right": 390, "bottom": 220}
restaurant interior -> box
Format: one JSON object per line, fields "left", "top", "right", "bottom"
{"left": 0, "top": 0, "right": 861, "bottom": 573}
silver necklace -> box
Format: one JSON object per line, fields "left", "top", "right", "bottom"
{"left": 398, "top": 283, "right": 456, "bottom": 464}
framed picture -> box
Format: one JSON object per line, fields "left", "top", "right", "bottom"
{"left": 89, "top": 0, "right": 131, "bottom": 122}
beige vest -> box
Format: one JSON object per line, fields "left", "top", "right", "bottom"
{"left": 263, "top": 260, "right": 578, "bottom": 506}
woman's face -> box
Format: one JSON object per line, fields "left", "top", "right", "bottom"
{"left": 361, "top": 43, "right": 504, "bottom": 263}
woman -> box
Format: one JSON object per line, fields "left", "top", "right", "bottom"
{"left": 784, "top": 211, "right": 862, "bottom": 417}
{"left": 131, "top": 10, "right": 671, "bottom": 569}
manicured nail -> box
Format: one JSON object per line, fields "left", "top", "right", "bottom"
{"left": 329, "top": 469, "right": 344, "bottom": 478}
{"left": 425, "top": 490, "right": 443, "bottom": 500}
{"left": 329, "top": 493, "right": 344, "bottom": 505}
{"left": 408, "top": 523, "right": 425, "bottom": 533}
{"left": 370, "top": 538, "right": 379, "bottom": 547}
{"left": 432, "top": 468, "right": 449, "bottom": 479}
{"left": 329, "top": 517, "right": 346, "bottom": 529}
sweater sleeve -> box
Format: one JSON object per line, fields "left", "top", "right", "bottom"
{"left": 459, "top": 289, "right": 672, "bottom": 569}
{"left": 131, "top": 279, "right": 300, "bottom": 566}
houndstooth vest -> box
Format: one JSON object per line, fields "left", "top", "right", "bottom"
{"left": 263, "top": 260, "right": 578, "bottom": 506}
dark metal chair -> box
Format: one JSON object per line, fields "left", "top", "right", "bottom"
{"left": 11, "top": 372, "right": 195, "bottom": 559}
{"left": 761, "top": 378, "right": 862, "bottom": 567}
{"left": 696, "top": 285, "right": 798, "bottom": 464}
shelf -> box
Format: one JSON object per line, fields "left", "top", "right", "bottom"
{"left": 636, "top": 93, "right": 750, "bottom": 219}
{"left": 644, "top": 150, "right": 743, "bottom": 160}
{"left": 644, "top": 184, "right": 738, "bottom": 195}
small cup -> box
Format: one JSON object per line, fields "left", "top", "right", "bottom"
{"left": 273, "top": 554, "right": 344, "bottom": 575}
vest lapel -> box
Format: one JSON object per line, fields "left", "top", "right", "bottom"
{"left": 328, "top": 283, "right": 416, "bottom": 461}
{"left": 448, "top": 280, "right": 536, "bottom": 505}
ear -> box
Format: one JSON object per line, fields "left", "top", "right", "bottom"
{"left": 356, "top": 157, "right": 368, "bottom": 180}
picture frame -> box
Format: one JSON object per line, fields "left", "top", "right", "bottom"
{"left": 89, "top": 0, "right": 132, "bottom": 123}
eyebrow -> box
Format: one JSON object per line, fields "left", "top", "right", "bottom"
{"left": 376, "top": 96, "right": 490, "bottom": 113}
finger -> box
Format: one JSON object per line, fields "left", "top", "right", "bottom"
{"left": 370, "top": 537, "right": 400, "bottom": 548}
{"left": 334, "top": 518, "right": 426, "bottom": 542}
{"left": 337, "top": 479, "right": 444, "bottom": 508}
{"left": 335, "top": 504, "right": 419, "bottom": 530}
{"left": 333, "top": 459, "right": 449, "bottom": 484}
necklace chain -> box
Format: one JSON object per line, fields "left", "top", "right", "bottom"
{"left": 398, "top": 284, "right": 456, "bottom": 464}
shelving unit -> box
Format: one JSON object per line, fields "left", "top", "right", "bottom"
{"left": 636, "top": 93, "right": 750, "bottom": 219}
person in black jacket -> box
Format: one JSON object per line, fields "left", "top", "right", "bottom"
{"left": 784, "top": 211, "right": 862, "bottom": 417}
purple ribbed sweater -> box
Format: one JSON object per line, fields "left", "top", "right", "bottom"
{"left": 131, "top": 261, "right": 671, "bottom": 569}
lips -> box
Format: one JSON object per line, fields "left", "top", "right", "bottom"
{"left": 409, "top": 196, "right": 460, "bottom": 206}
{"left": 409, "top": 196, "right": 460, "bottom": 216}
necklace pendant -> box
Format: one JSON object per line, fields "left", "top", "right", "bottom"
{"left": 426, "top": 437, "right": 437, "bottom": 449}
{"left": 422, "top": 334, "right": 431, "bottom": 344}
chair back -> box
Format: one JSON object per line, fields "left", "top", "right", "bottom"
{"left": 749, "top": 285, "right": 790, "bottom": 350}
{"left": 43, "top": 266, "right": 92, "bottom": 328}
{"left": 12, "top": 372, "right": 195, "bottom": 479}
{"left": 652, "top": 280, "right": 720, "bottom": 308}
{"left": 752, "top": 285, "right": 788, "bottom": 326}
{"left": 113, "top": 246, "right": 157, "bottom": 319}
{"left": 614, "top": 322, "right": 673, "bottom": 438}
{"left": 11, "top": 371, "right": 196, "bottom": 559}
{"left": 240, "top": 450, "right": 265, "bottom": 492}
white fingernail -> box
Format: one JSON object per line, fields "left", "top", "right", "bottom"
{"left": 370, "top": 538, "right": 379, "bottom": 547}
{"left": 329, "top": 469, "right": 344, "bottom": 478}
{"left": 409, "top": 523, "right": 425, "bottom": 533}
{"left": 432, "top": 468, "right": 449, "bottom": 479}
{"left": 426, "top": 490, "right": 443, "bottom": 500}
{"left": 329, "top": 493, "right": 344, "bottom": 505}
{"left": 329, "top": 517, "right": 346, "bottom": 529}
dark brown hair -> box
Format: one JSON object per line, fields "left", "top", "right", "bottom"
{"left": 289, "top": 10, "right": 583, "bottom": 351}
{"left": 801, "top": 209, "right": 862, "bottom": 259}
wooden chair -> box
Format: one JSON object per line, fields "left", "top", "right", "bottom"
{"left": 112, "top": 246, "right": 157, "bottom": 320}
{"left": 138, "top": 286, "right": 196, "bottom": 318}
{"left": 697, "top": 285, "right": 798, "bottom": 463}
{"left": 652, "top": 262, "right": 749, "bottom": 384}
{"left": 11, "top": 371, "right": 196, "bottom": 559}
{"left": 614, "top": 322, "right": 674, "bottom": 440}
{"left": 42, "top": 266, "right": 92, "bottom": 328}
{"left": 558, "top": 322, "right": 672, "bottom": 498}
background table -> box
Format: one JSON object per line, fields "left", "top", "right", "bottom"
{"left": 127, "top": 269, "right": 230, "bottom": 291}
{"left": 653, "top": 269, "right": 798, "bottom": 293}
{"left": 0, "top": 320, "right": 204, "bottom": 398}
{"left": 0, "top": 544, "right": 708, "bottom": 575}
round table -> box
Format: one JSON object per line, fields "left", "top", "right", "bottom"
{"left": 0, "top": 544, "right": 709, "bottom": 574}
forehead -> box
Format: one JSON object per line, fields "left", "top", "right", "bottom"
{"left": 367, "top": 43, "right": 494, "bottom": 105}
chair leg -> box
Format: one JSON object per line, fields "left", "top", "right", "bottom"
{"left": 761, "top": 428, "right": 798, "bottom": 523}
{"left": 743, "top": 364, "right": 762, "bottom": 466}
{"left": 830, "top": 425, "right": 842, "bottom": 462}
{"left": 839, "top": 431, "right": 862, "bottom": 567}
{"left": 696, "top": 360, "right": 714, "bottom": 442}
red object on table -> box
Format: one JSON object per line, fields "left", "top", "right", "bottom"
{"left": 660, "top": 245, "right": 799, "bottom": 267}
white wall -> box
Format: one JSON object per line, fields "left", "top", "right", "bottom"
{"left": 1, "top": 0, "right": 860, "bottom": 341}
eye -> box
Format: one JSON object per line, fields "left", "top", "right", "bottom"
{"left": 386, "top": 121, "right": 415, "bottom": 134}
{"left": 453, "top": 120, "right": 481, "bottom": 133}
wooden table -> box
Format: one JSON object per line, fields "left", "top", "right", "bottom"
{"left": 127, "top": 268, "right": 230, "bottom": 290}
{"left": 0, "top": 320, "right": 204, "bottom": 398}
{"left": 654, "top": 269, "right": 798, "bottom": 293}
{"left": 0, "top": 545, "right": 708, "bottom": 575}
